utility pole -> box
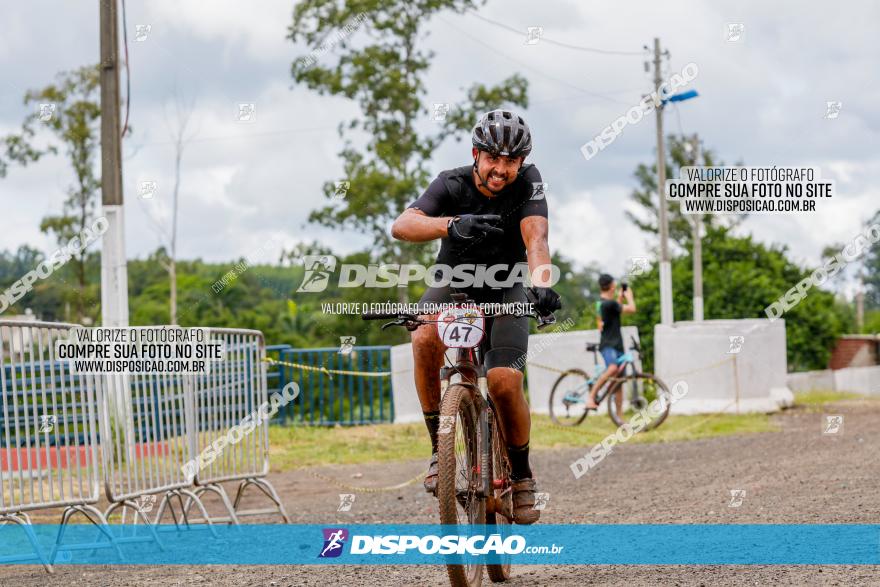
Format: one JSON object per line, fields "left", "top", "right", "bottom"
{"left": 100, "top": 0, "right": 129, "bottom": 327}
{"left": 653, "top": 37, "right": 673, "bottom": 325}
{"left": 689, "top": 133, "right": 704, "bottom": 321}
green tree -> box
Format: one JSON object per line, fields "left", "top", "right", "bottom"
{"left": 864, "top": 309, "right": 880, "bottom": 333}
{"left": 627, "top": 225, "right": 853, "bottom": 372}
{"left": 0, "top": 129, "right": 50, "bottom": 178}
{"left": 546, "top": 256, "right": 603, "bottom": 331}
{"left": 627, "top": 134, "right": 745, "bottom": 251}
{"left": 1, "top": 65, "right": 103, "bottom": 321}
{"left": 0, "top": 245, "right": 44, "bottom": 315}
{"left": 288, "top": 0, "right": 529, "bottom": 304}
{"left": 861, "top": 209, "right": 880, "bottom": 311}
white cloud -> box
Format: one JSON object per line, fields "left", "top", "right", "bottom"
{"left": 745, "top": 159, "right": 880, "bottom": 270}
{"left": 0, "top": 0, "right": 878, "bottom": 289}
{"left": 550, "top": 185, "right": 649, "bottom": 276}
{"left": 143, "top": 0, "right": 295, "bottom": 61}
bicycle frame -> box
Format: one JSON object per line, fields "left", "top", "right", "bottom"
{"left": 571, "top": 348, "right": 640, "bottom": 406}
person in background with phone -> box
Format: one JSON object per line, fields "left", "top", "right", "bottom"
{"left": 585, "top": 274, "right": 636, "bottom": 410}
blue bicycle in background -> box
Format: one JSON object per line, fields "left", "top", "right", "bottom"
{"left": 548, "top": 337, "right": 672, "bottom": 429}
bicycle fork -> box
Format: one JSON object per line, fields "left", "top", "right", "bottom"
{"left": 477, "top": 375, "right": 490, "bottom": 501}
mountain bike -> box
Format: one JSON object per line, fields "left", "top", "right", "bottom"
{"left": 363, "top": 293, "right": 555, "bottom": 587}
{"left": 548, "top": 336, "right": 672, "bottom": 430}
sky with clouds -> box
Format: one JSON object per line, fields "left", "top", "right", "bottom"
{"left": 1, "top": 0, "right": 877, "bottom": 291}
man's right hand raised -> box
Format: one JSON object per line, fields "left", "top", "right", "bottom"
{"left": 446, "top": 214, "right": 504, "bottom": 243}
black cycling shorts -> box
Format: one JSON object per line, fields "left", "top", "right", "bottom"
{"left": 418, "top": 283, "right": 530, "bottom": 372}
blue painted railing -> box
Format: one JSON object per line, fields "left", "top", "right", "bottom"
{"left": 266, "top": 344, "right": 394, "bottom": 426}
{"left": 2, "top": 344, "right": 396, "bottom": 444}
{"left": 1, "top": 361, "right": 93, "bottom": 448}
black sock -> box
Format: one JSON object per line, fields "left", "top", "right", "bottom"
{"left": 507, "top": 441, "right": 532, "bottom": 481}
{"left": 424, "top": 411, "right": 440, "bottom": 453}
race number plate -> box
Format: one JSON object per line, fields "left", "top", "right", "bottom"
{"left": 437, "top": 306, "right": 485, "bottom": 348}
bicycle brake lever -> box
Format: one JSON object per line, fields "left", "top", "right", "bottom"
{"left": 381, "top": 319, "right": 405, "bottom": 330}
{"left": 536, "top": 314, "right": 557, "bottom": 330}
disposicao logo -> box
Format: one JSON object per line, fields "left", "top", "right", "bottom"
{"left": 319, "top": 528, "right": 348, "bottom": 558}
{"left": 298, "top": 255, "right": 337, "bottom": 293}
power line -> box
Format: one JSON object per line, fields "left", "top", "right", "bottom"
{"left": 530, "top": 88, "right": 645, "bottom": 106}
{"left": 120, "top": 0, "right": 131, "bottom": 138}
{"left": 436, "top": 16, "right": 636, "bottom": 106}
{"left": 673, "top": 103, "right": 685, "bottom": 137}
{"left": 467, "top": 12, "right": 645, "bottom": 56}
{"left": 133, "top": 125, "right": 338, "bottom": 147}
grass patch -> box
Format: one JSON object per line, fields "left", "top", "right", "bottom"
{"left": 269, "top": 421, "right": 430, "bottom": 471}
{"left": 268, "top": 410, "right": 777, "bottom": 472}
{"left": 793, "top": 389, "right": 864, "bottom": 406}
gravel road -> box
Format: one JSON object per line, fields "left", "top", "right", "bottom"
{"left": 2, "top": 397, "right": 878, "bottom": 586}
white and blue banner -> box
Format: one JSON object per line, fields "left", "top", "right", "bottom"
{"left": 2, "top": 525, "right": 879, "bottom": 565}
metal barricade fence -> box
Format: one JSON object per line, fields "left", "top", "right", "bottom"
{"left": 185, "top": 328, "right": 288, "bottom": 523}
{"left": 98, "top": 361, "right": 218, "bottom": 534}
{"left": 0, "top": 320, "right": 119, "bottom": 571}
{"left": 1, "top": 322, "right": 289, "bottom": 567}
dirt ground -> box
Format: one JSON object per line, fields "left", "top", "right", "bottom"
{"left": 2, "top": 397, "right": 878, "bottom": 586}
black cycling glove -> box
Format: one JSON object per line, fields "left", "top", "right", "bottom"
{"left": 528, "top": 286, "right": 562, "bottom": 315}
{"left": 447, "top": 214, "right": 504, "bottom": 243}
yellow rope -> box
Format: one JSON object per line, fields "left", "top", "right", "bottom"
{"left": 306, "top": 468, "right": 426, "bottom": 493}
{"left": 263, "top": 356, "right": 391, "bottom": 377}
{"left": 661, "top": 356, "right": 736, "bottom": 379}
{"left": 527, "top": 361, "right": 569, "bottom": 374}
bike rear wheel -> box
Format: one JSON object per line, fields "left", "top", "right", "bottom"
{"left": 548, "top": 369, "right": 591, "bottom": 427}
{"left": 607, "top": 373, "right": 672, "bottom": 430}
{"left": 486, "top": 410, "right": 512, "bottom": 583}
{"left": 438, "top": 383, "right": 485, "bottom": 587}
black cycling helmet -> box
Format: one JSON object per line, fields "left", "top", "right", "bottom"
{"left": 471, "top": 109, "right": 532, "bottom": 158}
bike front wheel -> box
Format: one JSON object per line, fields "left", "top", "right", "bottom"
{"left": 438, "top": 383, "right": 485, "bottom": 587}
{"left": 486, "top": 410, "right": 512, "bottom": 583}
{"left": 548, "top": 369, "right": 591, "bottom": 427}
{"left": 607, "top": 373, "right": 673, "bottom": 431}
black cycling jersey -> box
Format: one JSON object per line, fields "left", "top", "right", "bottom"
{"left": 407, "top": 164, "right": 548, "bottom": 269}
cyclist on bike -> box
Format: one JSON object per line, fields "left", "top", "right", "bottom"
{"left": 585, "top": 273, "right": 636, "bottom": 411}
{"left": 390, "top": 109, "right": 561, "bottom": 524}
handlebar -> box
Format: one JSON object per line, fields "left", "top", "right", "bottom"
{"left": 361, "top": 311, "right": 412, "bottom": 321}
{"left": 629, "top": 336, "right": 641, "bottom": 353}
{"left": 361, "top": 306, "right": 557, "bottom": 330}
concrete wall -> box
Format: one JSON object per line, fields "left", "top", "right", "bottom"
{"left": 833, "top": 365, "right": 880, "bottom": 395}
{"left": 785, "top": 366, "right": 880, "bottom": 396}
{"left": 390, "top": 343, "right": 421, "bottom": 424}
{"left": 787, "top": 369, "right": 834, "bottom": 393}
{"left": 654, "top": 319, "right": 793, "bottom": 414}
